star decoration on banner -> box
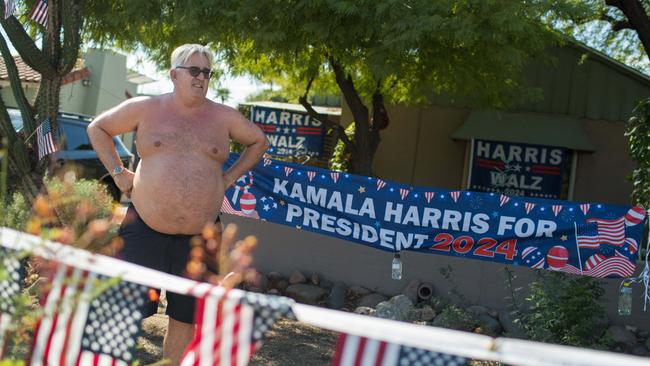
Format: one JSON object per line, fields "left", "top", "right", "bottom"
{"left": 358, "top": 186, "right": 366, "bottom": 193}
{"left": 560, "top": 235, "right": 568, "bottom": 241}
{"left": 279, "top": 200, "right": 285, "bottom": 206}
{"left": 492, "top": 211, "right": 499, "bottom": 218}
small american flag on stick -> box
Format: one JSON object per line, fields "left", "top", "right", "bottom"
{"left": 36, "top": 118, "right": 57, "bottom": 160}
{"left": 181, "top": 288, "right": 295, "bottom": 366}
{"left": 0, "top": 248, "right": 25, "bottom": 359}
{"left": 30, "top": 0, "right": 48, "bottom": 27}
{"left": 333, "top": 333, "right": 469, "bottom": 366}
{"left": 29, "top": 264, "right": 150, "bottom": 366}
{"left": 4, "top": 0, "right": 16, "bottom": 19}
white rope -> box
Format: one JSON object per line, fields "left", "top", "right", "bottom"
{"left": 1, "top": 227, "right": 649, "bottom": 366}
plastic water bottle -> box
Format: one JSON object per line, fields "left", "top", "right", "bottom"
{"left": 618, "top": 281, "right": 633, "bottom": 316}
{"left": 391, "top": 253, "right": 402, "bottom": 280}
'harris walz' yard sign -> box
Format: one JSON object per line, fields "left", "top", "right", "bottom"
{"left": 251, "top": 105, "right": 325, "bottom": 157}
{"left": 222, "top": 154, "right": 646, "bottom": 279}
{"left": 468, "top": 139, "right": 568, "bottom": 199}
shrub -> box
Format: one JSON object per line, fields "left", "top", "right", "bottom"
{"left": 2, "top": 192, "right": 30, "bottom": 230}
{"left": 508, "top": 270, "right": 610, "bottom": 348}
{"left": 44, "top": 176, "right": 114, "bottom": 226}
{"left": 432, "top": 305, "right": 477, "bottom": 332}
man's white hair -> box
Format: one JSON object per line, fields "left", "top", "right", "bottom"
{"left": 170, "top": 44, "right": 213, "bottom": 69}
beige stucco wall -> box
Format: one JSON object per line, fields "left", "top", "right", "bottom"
{"left": 59, "top": 80, "right": 89, "bottom": 114}
{"left": 0, "top": 82, "right": 38, "bottom": 107}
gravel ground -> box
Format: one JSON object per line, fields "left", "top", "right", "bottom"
{"left": 135, "top": 315, "right": 337, "bottom": 365}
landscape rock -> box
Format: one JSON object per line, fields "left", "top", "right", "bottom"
{"left": 375, "top": 301, "right": 399, "bottom": 320}
{"left": 354, "top": 307, "right": 376, "bottom": 316}
{"left": 391, "top": 295, "right": 414, "bottom": 317}
{"left": 357, "top": 293, "right": 388, "bottom": 308}
{"left": 606, "top": 325, "right": 638, "bottom": 350}
{"left": 289, "top": 271, "right": 306, "bottom": 284}
{"left": 497, "top": 309, "right": 526, "bottom": 339}
{"left": 348, "top": 285, "right": 371, "bottom": 298}
{"left": 402, "top": 279, "right": 420, "bottom": 303}
{"left": 375, "top": 295, "right": 414, "bottom": 321}
{"left": 285, "top": 284, "right": 327, "bottom": 304}
{"left": 247, "top": 272, "right": 268, "bottom": 292}
{"left": 475, "top": 314, "right": 503, "bottom": 337}
{"left": 408, "top": 305, "right": 436, "bottom": 322}
{"left": 267, "top": 271, "right": 284, "bottom": 289}
{"left": 466, "top": 305, "right": 489, "bottom": 317}
{"left": 310, "top": 272, "right": 320, "bottom": 286}
{"left": 319, "top": 277, "right": 334, "bottom": 291}
{"left": 276, "top": 280, "right": 289, "bottom": 292}
{"left": 327, "top": 282, "right": 347, "bottom": 309}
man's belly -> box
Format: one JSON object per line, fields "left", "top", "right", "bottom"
{"left": 130, "top": 156, "right": 224, "bottom": 235}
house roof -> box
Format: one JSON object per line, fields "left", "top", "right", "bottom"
{"left": 0, "top": 56, "right": 90, "bottom": 85}
{"left": 240, "top": 101, "right": 342, "bottom": 116}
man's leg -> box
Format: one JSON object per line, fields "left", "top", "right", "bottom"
{"left": 163, "top": 318, "right": 194, "bottom": 365}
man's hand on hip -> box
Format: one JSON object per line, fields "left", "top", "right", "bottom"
{"left": 114, "top": 170, "right": 135, "bottom": 196}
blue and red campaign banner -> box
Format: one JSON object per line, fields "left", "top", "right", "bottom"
{"left": 468, "top": 139, "right": 568, "bottom": 199}
{"left": 251, "top": 105, "right": 325, "bottom": 157}
{"left": 222, "top": 155, "right": 646, "bottom": 279}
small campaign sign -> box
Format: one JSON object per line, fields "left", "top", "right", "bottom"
{"left": 251, "top": 105, "right": 325, "bottom": 157}
{"left": 468, "top": 139, "right": 568, "bottom": 199}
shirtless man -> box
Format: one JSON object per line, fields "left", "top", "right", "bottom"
{"left": 87, "top": 44, "right": 268, "bottom": 364}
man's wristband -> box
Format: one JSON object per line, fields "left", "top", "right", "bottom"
{"left": 111, "top": 166, "right": 125, "bottom": 177}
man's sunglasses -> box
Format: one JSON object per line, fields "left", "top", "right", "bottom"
{"left": 176, "top": 66, "right": 213, "bottom": 79}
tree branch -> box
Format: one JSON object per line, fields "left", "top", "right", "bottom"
{"left": 298, "top": 75, "right": 356, "bottom": 154}
{"left": 0, "top": 33, "right": 35, "bottom": 134}
{"left": 60, "top": 0, "right": 84, "bottom": 75}
{"left": 601, "top": 14, "right": 633, "bottom": 30}
{"left": 605, "top": 0, "right": 650, "bottom": 58}
{"left": 0, "top": 10, "right": 56, "bottom": 77}
{"left": 329, "top": 57, "right": 369, "bottom": 128}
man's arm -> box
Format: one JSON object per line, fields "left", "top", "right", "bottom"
{"left": 87, "top": 97, "right": 148, "bottom": 193}
{"left": 223, "top": 108, "right": 269, "bottom": 188}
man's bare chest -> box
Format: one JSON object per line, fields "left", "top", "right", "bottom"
{"left": 136, "top": 116, "right": 229, "bottom": 161}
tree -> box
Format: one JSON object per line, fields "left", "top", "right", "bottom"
{"left": 84, "top": 0, "right": 573, "bottom": 175}
{"left": 552, "top": 2, "right": 650, "bottom": 206}
{"left": 0, "top": 0, "right": 84, "bottom": 199}
{"left": 549, "top": 1, "right": 649, "bottom": 74}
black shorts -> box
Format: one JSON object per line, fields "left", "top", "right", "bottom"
{"left": 117, "top": 203, "right": 221, "bottom": 324}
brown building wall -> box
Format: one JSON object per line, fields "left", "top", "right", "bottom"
{"left": 574, "top": 119, "right": 635, "bottom": 205}
{"left": 357, "top": 104, "right": 635, "bottom": 206}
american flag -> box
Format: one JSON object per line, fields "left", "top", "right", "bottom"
{"left": 30, "top": 265, "right": 150, "bottom": 366}
{"left": 575, "top": 217, "right": 625, "bottom": 250}
{"left": 29, "top": 0, "right": 48, "bottom": 27}
{"left": 4, "top": 0, "right": 16, "bottom": 19}
{"left": 333, "top": 333, "right": 468, "bottom": 366}
{"left": 0, "top": 248, "right": 25, "bottom": 359}
{"left": 36, "top": 118, "right": 57, "bottom": 160}
{"left": 181, "top": 288, "right": 294, "bottom": 366}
